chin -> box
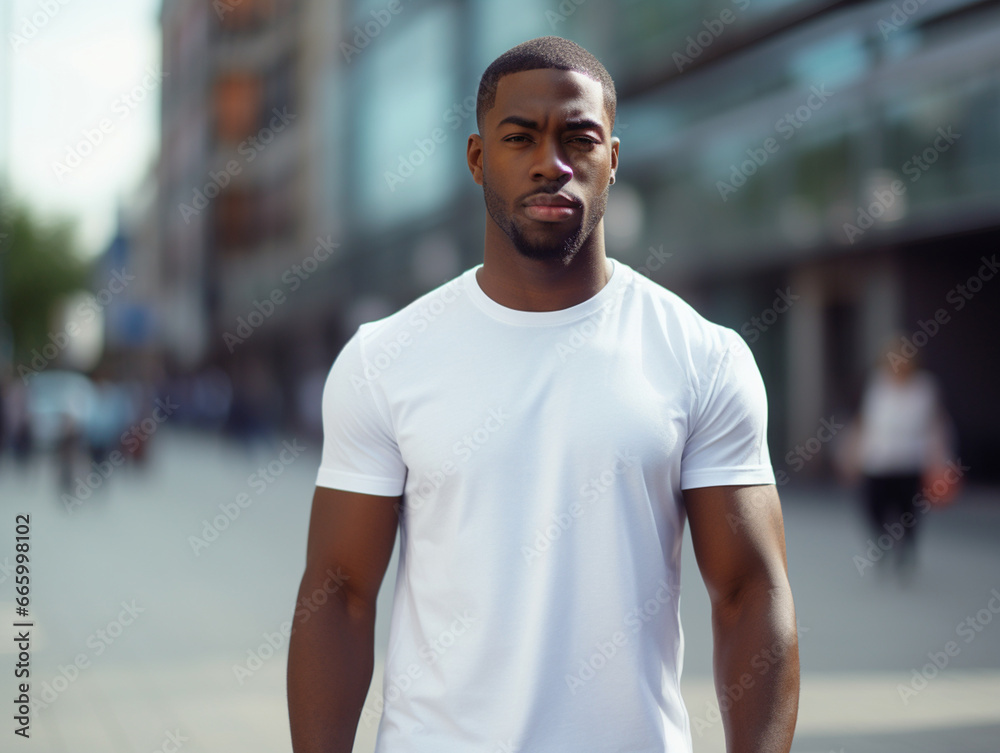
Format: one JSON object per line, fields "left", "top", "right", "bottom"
{"left": 514, "top": 238, "right": 582, "bottom": 265}
{"left": 512, "top": 223, "right": 586, "bottom": 262}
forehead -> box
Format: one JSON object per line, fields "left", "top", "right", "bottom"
{"left": 489, "top": 68, "right": 607, "bottom": 129}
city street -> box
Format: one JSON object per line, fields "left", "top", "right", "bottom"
{"left": 0, "top": 428, "right": 997, "bottom": 752}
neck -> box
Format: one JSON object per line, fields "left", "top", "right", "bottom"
{"left": 476, "top": 222, "right": 612, "bottom": 312}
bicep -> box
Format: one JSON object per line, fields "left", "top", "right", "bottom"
{"left": 302, "top": 485, "right": 401, "bottom": 613}
{"left": 683, "top": 484, "right": 789, "bottom": 607}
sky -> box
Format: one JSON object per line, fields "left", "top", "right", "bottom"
{"left": 3, "top": 0, "right": 163, "bottom": 259}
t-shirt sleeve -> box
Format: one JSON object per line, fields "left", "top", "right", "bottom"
{"left": 680, "top": 330, "right": 775, "bottom": 489}
{"left": 314, "top": 329, "right": 407, "bottom": 496}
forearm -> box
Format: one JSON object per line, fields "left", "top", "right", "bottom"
{"left": 287, "top": 572, "right": 377, "bottom": 753}
{"left": 712, "top": 578, "right": 799, "bottom": 753}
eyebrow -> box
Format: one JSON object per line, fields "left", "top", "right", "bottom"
{"left": 497, "top": 115, "right": 605, "bottom": 134}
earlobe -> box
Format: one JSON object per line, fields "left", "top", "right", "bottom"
{"left": 467, "top": 134, "right": 484, "bottom": 186}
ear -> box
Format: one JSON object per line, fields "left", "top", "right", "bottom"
{"left": 609, "top": 136, "right": 620, "bottom": 185}
{"left": 467, "top": 133, "right": 484, "bottom": 186}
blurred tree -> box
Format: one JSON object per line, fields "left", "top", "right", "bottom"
{"left": 0, "top": 198, "right": 90, "bottom": 367}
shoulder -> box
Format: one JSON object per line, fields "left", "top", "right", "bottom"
{"left": 622, "top": 262, "right": 746, "bottom": 372}
{"left": 353, "top": 268, "right": 472, "bottom": 350}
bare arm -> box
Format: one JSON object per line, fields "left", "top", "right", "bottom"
{"left": 287, "top": 485, "right": 401, "bottom": 753}
{"left": 683, "top": 484, "right": 799, "bottom": 753}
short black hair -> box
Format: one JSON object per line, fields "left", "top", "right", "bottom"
{"left": 476, "top": 36, "right": 616, "bottom": 134}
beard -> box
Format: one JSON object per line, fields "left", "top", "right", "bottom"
{"left": 482, "top": 178, "right": 608, "bottom": 265}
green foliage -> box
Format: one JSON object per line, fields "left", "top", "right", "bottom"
{"left": 0, "top": 198, "right": 91, "bottom": 364}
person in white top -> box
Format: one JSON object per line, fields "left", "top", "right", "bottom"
{"left": 287, "top": 36, "right": 799, "bottom": 753}
{"left": 855, "top": 353, "right": 952, "bottom": 576}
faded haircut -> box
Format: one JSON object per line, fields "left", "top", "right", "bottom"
{"left": 476, "top": 36, "right": 616, "bottom": 133}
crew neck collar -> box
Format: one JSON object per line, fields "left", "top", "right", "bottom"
{"left": 462, "top": 257, "right": 628, "bottom": 326}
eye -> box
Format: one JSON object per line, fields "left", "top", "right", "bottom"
{"left": 503, "top": 134, "right": 531, "bottom": 143}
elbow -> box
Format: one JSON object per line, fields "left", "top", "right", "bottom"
{"left": 712, "top": 569, "right": 797, "bottom": 637}
{"left": 294, "top": 564, "right": 372, "bottom": 626}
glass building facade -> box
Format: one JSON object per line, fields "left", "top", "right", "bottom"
{"left": 319, "top": 0, "right": 1000, "bottom": 474}
{"left": 160, "top": 0, "right": 1000, "bottom": 474}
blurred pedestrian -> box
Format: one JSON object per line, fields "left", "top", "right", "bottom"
{"left": 56, "top": 413, "right": 86, "bottom": 493}
{"left": 845, "top": 347, "right": 954, "bottom": 580}
{"left": 3, "top": 376, "right": 34, "bottom": 466}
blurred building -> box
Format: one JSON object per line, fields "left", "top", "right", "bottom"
{"left": 590, "top": 0, "right": 1000, "bottom": 478}
{"left": 97, "top": 171, "right": 161, "bottom": 383}
{"left": 158, "top": 0, "right": 347, "bottom": 435}
{"left": 157, "top": 0, "right": 1000, "bottom": 476}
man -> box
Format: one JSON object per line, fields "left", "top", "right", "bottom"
{"left": 288, "top": 36, "right": 799, "bottom": 753}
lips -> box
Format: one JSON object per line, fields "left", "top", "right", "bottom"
{"left": 522, "top": 193, "right": 581, "bottom": 222}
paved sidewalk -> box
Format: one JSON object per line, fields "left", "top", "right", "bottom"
{"left": 0, "top": 432, "right": 996, "bottom": 752}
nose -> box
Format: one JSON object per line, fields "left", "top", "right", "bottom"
{"left": 531, "top": 136, "right": 572, "bottom": 184}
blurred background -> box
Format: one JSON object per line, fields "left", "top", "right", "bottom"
{"left": 0, "top": 0, "right": 998, "bottom": 751}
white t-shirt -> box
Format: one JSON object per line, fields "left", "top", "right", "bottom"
{"left": 316, "top": 257, "right": 775, "bottom": 753}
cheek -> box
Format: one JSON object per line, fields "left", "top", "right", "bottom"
{"left": 576, "top": 162, "right": 611, "bottom": 195}
{"left": 483, "top": 160, "right": 517, "bottom": 195}
{"left": 573, "top": 152, "right": 610, "bottom": 180}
